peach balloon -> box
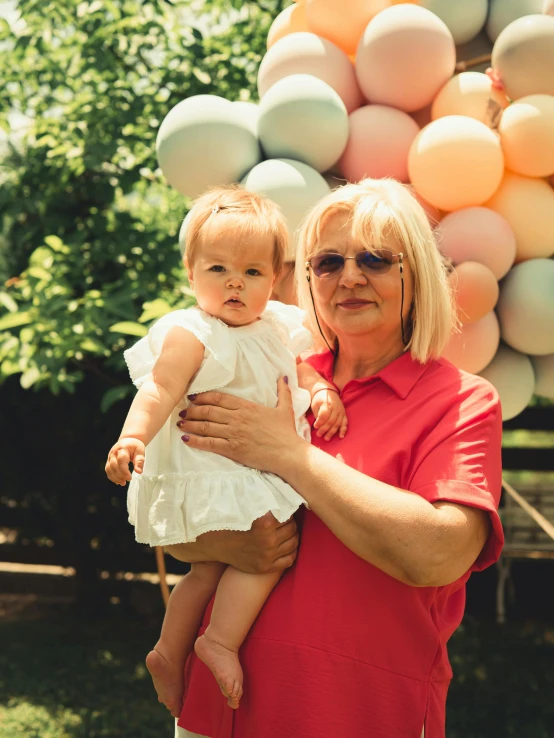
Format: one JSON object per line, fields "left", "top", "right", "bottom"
{"left": 408, "top": 116, "right": 504, "bottom": 212}
{"left": 484, "top": 172, "right": 554, "bottom": 262}
{"left": 410, "top": 105, "right": 433, "bottom": 129}
{"left": 545, "top": 0, "right": 554, "bottom": 15}
{"left": 267, "top": 2, "right": 310, "bottom": 49}
{"left": 339, "top": 105, "right": 420, "bottom": 183}
{"left": 441, "top": 311, "right": 500, "bottom": 374}
{"left": 356, "top": 5, "right": 456, "bottom": 112}
{"left": 436, "top": 207, "right": 516, "bottom": 280}
{"left": 414, "top": 192, "right": 443, "bottom": 226}
{"left": 498, "top": 94, "right": 554, "bottom": 177}
{"left": 304, "top": 0, "right": 390, "bottom": 57}
{"left": 479, "top": 344, "right": 536, "bottom": 421}
{"left": 431, "top": 72, "right": 509, "bottom": 123}
{"left": 449, "top": 261, "right": 499, "bottom": 324}
{"left": 258, "top": 32, "right": 363, "bottom": 114}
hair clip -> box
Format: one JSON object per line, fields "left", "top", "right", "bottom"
{"left": 212, "top": 205, "right": 220, "bottom": 214}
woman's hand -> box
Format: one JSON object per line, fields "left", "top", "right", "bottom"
{"left": 177, "top": 377, "right": 307, "bottom": 476}
{"left": 166, "top": 513, "right": 300, "bottom": 574}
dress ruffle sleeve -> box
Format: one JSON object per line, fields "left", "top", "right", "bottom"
{"left": 263, "top": 301, "right": 314, "bottom": 357}
{"left": 123, "top": 308, "right": 237, "bottom": 394}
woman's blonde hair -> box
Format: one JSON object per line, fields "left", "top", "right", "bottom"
{"left": 294, "top": 178, "right": 457, "bottom": 363}
{"left": 184, "top": 184, "right": 288, "bottom": 276}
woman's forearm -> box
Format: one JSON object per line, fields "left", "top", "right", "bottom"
{"left": 278, "top": 442, "right": 489, "bottom": 587}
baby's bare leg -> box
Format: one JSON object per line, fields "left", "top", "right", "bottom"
{"left": 146, "top": 559, "right": 226, "bottom": 718}
{"left": 195, "top": 567, "right": 282, "bottom": 709}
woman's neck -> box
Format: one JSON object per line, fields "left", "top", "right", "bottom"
{"left": 332, "top": 339, "right": 406, "bottom": 388}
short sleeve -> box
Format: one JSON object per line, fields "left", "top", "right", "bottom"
{"left": 408, "top": 377, "right": 504, "bottom": 572}
{"left": 123, "top": 308, "right": 236, "bottom": 393}
{"left": 263, "top": 301, "right": 314, "bottom": 356}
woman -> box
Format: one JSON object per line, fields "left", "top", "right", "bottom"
{"left": 170, "top": 178, "right": 503, "bottom": 738}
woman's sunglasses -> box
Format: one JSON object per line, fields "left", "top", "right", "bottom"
{"left": 306, "top": 249, "right": 404, "bottom": 279}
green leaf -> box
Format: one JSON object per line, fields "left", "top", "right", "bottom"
{"left": 100, "top": 384, "right": 134, "bottom": 413}
{"left": 20, "top": 366, "right": 41, "bottom": 389}
{"left": 44, "top": 235, "right": 65, "bottom": 252}
{"left": 0, "top": 292, "right": 18, "bottom": 313}
{"left": 0, "top": 312, "right": 33, "bottom": 331}
{"left": 80, "top": 338, "right": 108, "bottom": 354}
{"left": 109, "top": 321, "right": 148, "bottom": 337}
{"left": 28, "top": 266, "right": 53, "bottom": 281}
{"left": 138, "top": 298, "right": 172, "bottom": 323}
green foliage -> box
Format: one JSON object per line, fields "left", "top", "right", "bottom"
{"left": 0, "top": 0, "right": 287, "bottom": 400}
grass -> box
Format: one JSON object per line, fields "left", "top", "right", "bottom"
{"left": 0, "top": 604, "right": 553, "bottom": 737}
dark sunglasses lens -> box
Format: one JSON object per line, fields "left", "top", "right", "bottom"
{"left": 311, "top": 254, "right": 345, "bottom": 277}
{"left": 357, "top": 250, "right": 393, "bottom": 273}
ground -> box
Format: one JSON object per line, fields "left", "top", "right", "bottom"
{"left": 0, "top": 592, "right": 553, "bottom": 738}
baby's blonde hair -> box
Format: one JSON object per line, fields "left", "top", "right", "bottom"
{"left": 184, "top": 184, "right": 288, "bottom": 276}
{"left": 295, "top": 178, "right": 457, "bottom": 363}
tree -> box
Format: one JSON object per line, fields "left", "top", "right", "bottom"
{"left": 0, "top": 0, "right": 286, "bottom": 603}
{"left": 0, "top": 0, "right": 287, "bottom": 404}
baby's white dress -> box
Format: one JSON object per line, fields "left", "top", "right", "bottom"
{"left": 124, "top": 301, "right": 313, "bottom": 547}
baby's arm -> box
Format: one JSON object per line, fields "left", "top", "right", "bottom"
{"left": 105, "top": 327, "right": 204, "bottom": 486}
{"left": 296, "top": 360, "right": 348, "bottom": 441}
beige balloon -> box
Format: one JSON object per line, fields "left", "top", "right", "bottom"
{"left": 532, "top": 353, "right": 554, "bottom": 399}
{"left": 484, "top": 172, "right": 554, "bottom": 262}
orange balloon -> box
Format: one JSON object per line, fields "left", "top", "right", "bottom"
{"left": 268, "top": 3, "right": 310, "bottom": 49}
{"left": 305, "top": 0, "right": 391, "bottom": 56}
{"left": 442, "top": 311, "right": 500, "bottom": 374}
{"left": 498, "top": 94, "right": 554, "bottom": 177}
{"left": 484, "top": 171, "right": 554, "bottom": 261}
{"left": 408, "top": 116, "right": 504, "bottom": 211}
{"left": 449, "top": 261, "right": 499, "bottom": 324}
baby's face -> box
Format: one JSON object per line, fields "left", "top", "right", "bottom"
{"left": 187, "top": 219, "right": 277, "bottom": 327}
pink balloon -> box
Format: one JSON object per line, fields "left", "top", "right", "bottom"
{"left": 442, "top": 311, "right": 500, "bottom": 374}
{"left": 449, "top": 261, "right": 500, "bottom": 324}
{"left": 339, "top": 105, "right": 420, "bottom": 183}
{"left": 436, "top": 207, "right": 516, "bottom": 279}
{"left": 258, "top": 32, "right": 363, "bottom": 114}
{"left": 356, "top": 4, "right": 456, "bottom": 112}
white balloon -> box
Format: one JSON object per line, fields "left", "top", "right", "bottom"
{"left": 531, "top": 353, "right": 554, "bottom": 399}
{"left": 420, "top": 0, "right": 488, "bottom": 45}
{"left": 258, "top": 74, "right": 349, "bottom": 172}
{"left": 479, "top": 344, "right": 535, "bottom": 420}
{"left": 487, "top": 0, "right": 545, "bottom": 42}
{"left": 496, "top": 258, "right": 554, "bottom": 356}
{"left": 156, "top": 95, "right": 261, "bottom": 199}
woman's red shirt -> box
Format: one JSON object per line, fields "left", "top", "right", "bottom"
{"left": 179, "top": 351, "right": 504, "bottom": 738}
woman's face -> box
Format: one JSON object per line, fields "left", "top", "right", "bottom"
{"left": 308, "top": 212, "right": 414, "bottom": 349}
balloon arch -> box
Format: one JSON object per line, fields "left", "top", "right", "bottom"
{"left": 156, "top": 0, "right": 554, "bottom": 421}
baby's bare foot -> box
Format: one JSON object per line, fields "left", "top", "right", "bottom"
{"left": 145, "top": 647, "right": 184, "bottom": 718}
{"left": 195, "top": 633, "right": 243, "bottom": 709}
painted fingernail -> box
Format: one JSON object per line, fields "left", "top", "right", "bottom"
{"left": 181, "top": 434, "right": 190, "bottom": 442}
{"left": 176, "top": 421, "right": 183, "bottom": 428}
{"left": 179, "top": 409, "right": 187, "bottom": 418}
{"left": 188, "top": 394, "right": 197, "bottom": 401}
{"left": 283, "top": 376, "right": 289, "bottom": 385}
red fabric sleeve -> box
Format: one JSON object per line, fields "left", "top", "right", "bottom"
{"left": 409, "top": 377, "right": 504, "bottom": 571}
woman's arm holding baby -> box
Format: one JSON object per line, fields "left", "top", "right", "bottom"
{"left": 105, "top": 327, "right": 204, "bottom": 485}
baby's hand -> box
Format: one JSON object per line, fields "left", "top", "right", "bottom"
{"left": 311, "top": 389, "right": 348, "bottom": 441}
{"left": 105, "top": 437, "right": 146, "bottom": 486}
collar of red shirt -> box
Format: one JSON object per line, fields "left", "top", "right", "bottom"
{"left": 315, "top": 349, "right": 431, "bottom": 400}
